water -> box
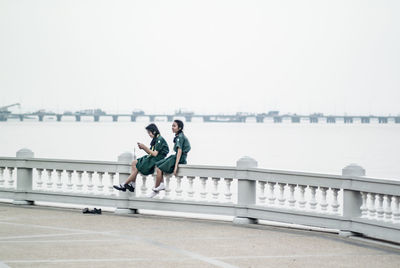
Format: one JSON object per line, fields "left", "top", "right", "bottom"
{"left": 1, "top": 119, "right": 400, "bottom": 179}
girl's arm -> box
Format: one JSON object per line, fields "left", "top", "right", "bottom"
{"left": 138, "top": 143, "right": 159, "bottom": 157}
{"left": 174, "top": 148, "right": 182, "bottom": 176}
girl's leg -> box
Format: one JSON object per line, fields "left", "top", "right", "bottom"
{"left": 155, "top": 167, "right": 164, "bottom": 188}
{"left": 124, "top": 160, "right": 139, "bottom": 184}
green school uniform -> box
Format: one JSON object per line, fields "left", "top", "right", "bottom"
{"left": 136, "top": 135, "right": 169, "bottom": 175}
{"left": 156, "top": 132, "right": 191, "bottom": 174}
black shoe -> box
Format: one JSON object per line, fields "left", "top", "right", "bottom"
{"left": 93, "top": 208, "right": 102, "bottom": 214}
{"left": 113, "top": 184, "right": 127, "bottom": 192}
{"left": 126, "top": 184, "right": 135, "bottom": 192}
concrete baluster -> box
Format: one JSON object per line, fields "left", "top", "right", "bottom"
{"left": 66, "top": 170, "right": 74, "bottom": 190}
{"left": 384, "top": 195, "right": 393, "bottom": 221}
{"left": 278, "top": 183, "right": 286, "bottom": 206}
{"left": 115, "top": 152, "right": 136, "bottom": 214}
{"left": 377, "top": 194, "right": 384, "bottom": 219}
{"left": 319, "top": 187, "right": 328, "bottom": 211}
{"left": 0, "top": 167, "right": 4, "bottom": 186}
{"left": 393, "top": 196, "right": 400, "bottom": 223}
{"left": 267, "top": 182, "right": 276, "bottom": 205}
{"left": 36, "top": 168, "right": 44, "bottom": 188}
{"left": 87, "top": 171, "right": 94, "bottom": 192}
{"left": 8, "top": 167, "right": 15, "bottom": 186}
{"left": 224, "top": 178, "right": 233, "bottom": 202}
{"left": 309, "top": 186, "right": 317, "bottom": 210}
{"left": 200, "top": 177, "right": 208, "bottom": 199}
{"left": 56, "top": 169, "right": 63, "bottom": 189}
{"left": 165, "top": 174, "right": 172, "bottom": 199}
{"left": 258, "top": 181, "right": 266, "bottom": 204}
{"left": 176, "top": 176, "right": 183, "bottom": 198}
{"left": 368, "top": 193, "right": 376, "bottom": 218}
{"left": 187, "top": 176, "right": 195, "bottom": 198}
{"left": 298, "top": 185, "right": 307, "bottom": 209}
{"left": 76, "top": 171, "right": 84, "bottom": 190}
{"left": 108, "top": 172, "right": 115, "bottom": 193}
{"left": 97, "top": 172, "right": 104, "bottom": 191}
{"left": 288, "top": 184, "right": 296, "bottom": 207}
{"left": 360, "top": 192, "right": 368, "bottom": 217}
{"left": 331, "top": 188, "right": 340, "bottom": 213}
{"left": 212, "top": 177, "right": 220, "bottom": 200}
{"left": 141, "top": 175, "right": 147, "bottom": 196}
{"left": 46, "top": 169, "right": 53, "bottom": 189}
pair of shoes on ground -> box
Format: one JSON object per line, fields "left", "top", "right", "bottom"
{"left": 148, "top": 183, "right": 166, "bottom": 198}
{"left": 113, "top": 183, "right": 135, "bottom": 192}
{"left": 82, "top": 208, "right": 102, "bottom": 214}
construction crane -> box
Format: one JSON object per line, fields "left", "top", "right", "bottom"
{"left": 0, "top": 103, "right": 20, "bottom": 121}
{"left": 0, "top": 103, "right": 20, "bottom": 112}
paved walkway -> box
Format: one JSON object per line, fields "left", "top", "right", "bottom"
{"left": 0, "top": 203, "right": 400, "bottom": 268}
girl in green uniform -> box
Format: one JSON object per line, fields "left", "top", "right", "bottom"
{"left": 113, "top": 123, "right": 169, "bottom": 192}
{"left": 150, "top": 120, "right": 191, "bottom": 197}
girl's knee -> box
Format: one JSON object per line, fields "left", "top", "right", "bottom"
{"left": 131, "top": 160, "right": 137, "bottom": 167}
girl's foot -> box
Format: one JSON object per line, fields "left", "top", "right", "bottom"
{"left": 153, "top": 183, "right": 165, "bottom": 192}
{"left": 126, "top": 184, "right": 135, "bottom": 192}
{"left": 113, "top": 184, "right": 127, "bottom": 192}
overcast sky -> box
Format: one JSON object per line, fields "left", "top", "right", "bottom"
{"left": 0, "top": 0, "right": 399, "bottom": 115}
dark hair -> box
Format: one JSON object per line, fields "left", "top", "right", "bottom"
{"left": 173, "top": 120, "right": 184, "bottom": 143}
{"left": 145, "top": 123, "right": 160, "bottom": 148}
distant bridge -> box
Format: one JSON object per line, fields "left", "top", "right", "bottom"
{"left": 2, "top": 112, "right": 400, "bottom": 124}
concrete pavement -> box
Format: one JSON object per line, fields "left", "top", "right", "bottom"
{"left": 0, "top": 203, "right": 399, "bottom": 268}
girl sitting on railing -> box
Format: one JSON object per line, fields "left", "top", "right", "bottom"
{"left": 150, "top": 119, "right": 191, "bottom": 198}
{"left": 113, "top": 123, "right": 169, "bottom": 192}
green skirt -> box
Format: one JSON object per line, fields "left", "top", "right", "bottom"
{"left": 156, "top": 154, "right": 187, "bottom": 174}
{"left": 136, "top": 155, "right": 159, "bottom": 175}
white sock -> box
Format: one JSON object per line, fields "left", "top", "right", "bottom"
{"left": 130, "top": 182, "right": 136, "bottom": 187}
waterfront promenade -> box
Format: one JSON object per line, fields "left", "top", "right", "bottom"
{"left": 1, "top": 203, "right": 400, "bottom": 268}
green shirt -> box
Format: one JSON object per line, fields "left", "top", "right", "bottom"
{"left": 173, "top": 133, "right": 191, "bottom": 154}
{"left": 151, "top": 135, "right": 169, "bottom": 161}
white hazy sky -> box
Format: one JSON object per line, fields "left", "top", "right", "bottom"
{"left": 0, "top": 0, "right": 399, "bottom": 115}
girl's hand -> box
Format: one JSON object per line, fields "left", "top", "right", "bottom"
{"left": 137, "top": 143, "right": 144, "bottom": 150}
